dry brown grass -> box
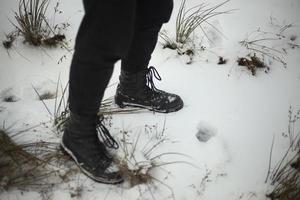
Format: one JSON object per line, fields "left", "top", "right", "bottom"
{"left": 0, "top": 127, "right": 77, "bottom": 192}
{"left": 0, "top": 128, "right": 53, "bottom": 191}
{"left": 160, "top": 0, "right": 233, "bottom": 64}
{"left": 237, "top": 54, "right": 270, "bottom": 76}
{"left": 4, "top": 0, "right": 67, "bottom": 49}
{"left": 99, "top": 97, "right": 144, "bottom": 116}
{"left": 239, "top": 28, "right": 290, "bottom": 73}
{"left": 2, "top": 31, "right": 18, "bottom": 49}
{"left": 267, "top": 151, "right": 300, "bottom": 200}
{"left": 175, "top": 0, "right": 232, "bottom": 45}
{"left": 266, "top": 107, "right": 300, "bottom": 200}
{"left": 112, "top": 122, "right": 197, "bottom": 200}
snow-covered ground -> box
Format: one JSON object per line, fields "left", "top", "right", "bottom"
{"left": 1, "top": 0, "right": 300, "bottom": 199}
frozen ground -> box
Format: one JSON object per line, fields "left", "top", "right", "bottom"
{"left": 0, "top": 0, "right": 300, "bottom": 199}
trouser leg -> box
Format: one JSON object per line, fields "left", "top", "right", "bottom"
{"left": 65, "top": 1, "right": 142, "bottom": 184}
{"left": 75, "top": 0, "right": 136, "bottom": 58}
{"left": 115, "top": 0, "right": 184, "bottom": 113}
{"left": 120, "top": 24, "right": 162, "bottom": 73}
{"left": 69, "top": 0, "right": 136, "bottom": 116}
{"left": 69, "top": 54, "right": 116, "bottom": 116}
{"left": 121, "top": 0, "right": 174, "bottom": 73}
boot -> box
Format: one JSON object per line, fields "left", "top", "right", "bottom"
{"left": 115, "top": 66, "right": 183, "bottom": 113}
{"left": 61, "top": 112, "right": 123, "bottom": 184}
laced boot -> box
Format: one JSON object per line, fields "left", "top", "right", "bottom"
{"left": 115, "top": 66, "right": 183, "bottom": 113}
{"left": 61, "top": 112, "right": 123, "bottom": 184}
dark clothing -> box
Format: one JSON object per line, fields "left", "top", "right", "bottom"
{"left": 69, "top": 0, "right": 173, "bottom": 116}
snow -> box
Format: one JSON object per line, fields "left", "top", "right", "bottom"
{"left": 1, "top": 0, "right": 300, "bottom": 199}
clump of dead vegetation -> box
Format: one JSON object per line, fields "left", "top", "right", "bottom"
{"left": 111, "top": 121, "right": 197, "bottom": 199}
{"left": 218, "top": 56, "right": 228, "bottom": 65}
{"left": 0, "top": 126, "right": 77, "bottom": 193}
{"left": 3, "top": 0, "right": 68, "bottom": 49}
{"left": 2, "top": 32, "right": 18, "bottom": 49}
{"left": 238, "top": 29, "right": 286, "bottom": 76}
{"left": 160, "top": 0, "right": 233, "bottom": 64}
{"left": 237, "top": 54, "right": 270, "bottom": 76}
{"left": 99, "top": 97, "right": 145, "bottom": 116}
{"left": 238, "top": 19, "right": 299, "bottom": 76}
{"left": 267, "top": 142, "right": 300, "bottom": 200}
{"left": 266, "top": 107, "right": 300, "bottom": 200}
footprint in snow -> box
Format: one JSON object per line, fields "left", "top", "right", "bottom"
{"left": 196, "top": 121, "right": 217, "bottom": 142}
{"left": 1, "top": 78, "right": 59, "bottom": 101}
{"left": 0, "top": 88, "right": 20, "bottom": 102}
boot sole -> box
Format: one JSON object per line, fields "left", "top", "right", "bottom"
{"left": 60, "top": 138, "right": 123, "bottom": 184}
{"left": 115, "top": 96, "right": 183, "bottom": 113}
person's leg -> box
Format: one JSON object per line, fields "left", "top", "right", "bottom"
{"left": 63, "top": 0, "right": 137, "bottom": 184}
{"left": 70, "top": 0, "right": 136, "bottom": 115}
{"left": 115, "top": 0, "right": 184, "bottom": 113}
{"left": 69, "top": 54, "right": 115, "bottom": 116}
{"left": 121, "top": 0, "right": 173, "bottom": 73}
{"left": 120, "top": 24, "right": 161, "bottom": 73}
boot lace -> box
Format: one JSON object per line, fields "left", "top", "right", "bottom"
{"left": 145, "top": 66, "right": 162, "bottom": 91}
{"left": 96, "top": 116, "right": 119, "bottom": 149}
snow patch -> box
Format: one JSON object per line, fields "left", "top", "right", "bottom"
{"left": 168, "top": 95, "right": 176, "bottom": 102}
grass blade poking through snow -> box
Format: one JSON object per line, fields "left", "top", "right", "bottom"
{"left": 160, "top": 0, "right": 233, "bottom": 64}
{"left": 266, "top": 107, "right": 300, "bottom": 200}
{"left": 113, "top": 120, "right": 199, "bottom": 200}
{"left": 4, "top": 0, "right": 67, "bottom": 48}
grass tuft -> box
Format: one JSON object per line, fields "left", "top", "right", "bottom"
{"left": 175, "top": 0, "right": 232, "bottom": 45}
{"left": 237, "top": 54, "right": 269, "bottom": 76}
{"left": 0, "top": 125, "right": 78, "bottom": 192}
{"left": 160, "top": 0, "right": 232, "bottom": 64}
{"left": 2, "top": 31, "right": 18, "bottom": 49}
{"left": 4, "top": 0, "right": 67, "bottom": 48}
{"left": 112, "top": 121, "right": 197, "bottom": 199}
{"left": 239, "top": 26, "right": 294, "bottom": 74}
{"left": 266, "top": 107, "right": 300, "bottom": 200}
{"left": 159, "top": 0, "right": 233, "bottom": 64}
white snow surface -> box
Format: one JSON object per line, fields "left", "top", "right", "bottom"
{"left": 1, "top": 0, "right": 300, "bottom": 200}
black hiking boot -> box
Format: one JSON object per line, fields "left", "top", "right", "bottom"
{"left": 115, "top": 66, "right": 183, "bottom": 113}
{"left": 61, "top": 112, "right": 123, "bottom": 184}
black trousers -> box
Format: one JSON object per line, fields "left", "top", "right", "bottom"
{"left": 69, "top": 0, "right": 173, "bottom": 116}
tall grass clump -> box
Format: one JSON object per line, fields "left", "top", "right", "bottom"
{"left": 239, "top": 28, "right": 288, "bottom": 72}
{"left": 0, "top": 128, "right": 54, "bottom": 191}
{"left": 160, "top": 0, "right": 232, "bottom": 64}
{"left": 4, "top": 0, "right": 66, "bottom": 48}
{"left": 14, "top": 0, "right": 50, "bottom": 46}
{"left": 110, "top": 121, "right": 198, "bottom": 200}
{"left": 0, "top": 125, "right": 78, "bottom": 192}
{"left": 238, "top": 21, "right": 299, "bottom": 76}
{"left": 175, "top": 0, "right": 230, "bottom": 45}
{"left": 266, "top": 107, "right": 300, "bottom": 200}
